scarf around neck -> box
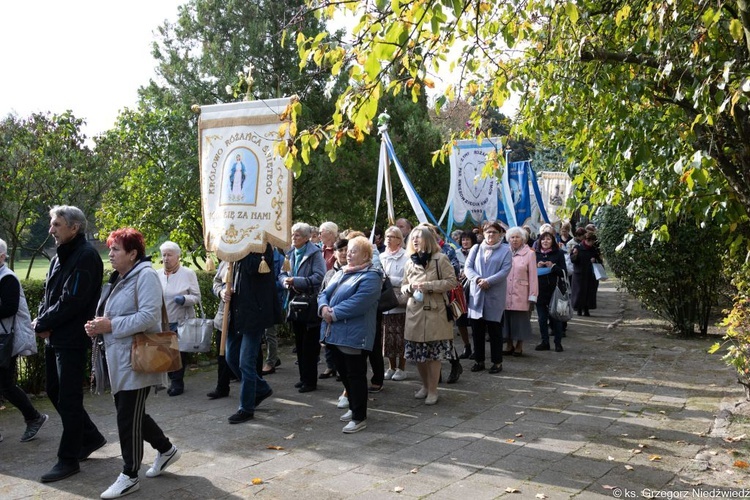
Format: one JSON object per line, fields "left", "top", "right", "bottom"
{"left": 411, "top": 252, "right": 431, "bottom": 267}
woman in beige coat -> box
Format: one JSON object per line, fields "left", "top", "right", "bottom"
{"left": 402, "top": 226, "right": 458, "bottom": 405}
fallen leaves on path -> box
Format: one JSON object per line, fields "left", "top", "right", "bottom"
{"left": 724, "top": 434, "right": 746, "bottom": 443}
{"left": 505, "top": 487, "right": 520, "bottom": 493}
{"left": 266, "top": 445, "right": 284, "bottom": 450}
{"left": 284, "top": 433, "right": 295, "bottom": 440}
{"left": 734, "top": 460, "right": 749, "bottom": 469}
{"left": 251, "top": 478, "right": 263, "bottom": 485}
{"left": 394, "top": 486, "right": 404, "bottom": 493}
{"left": 649, "top": 454, "right": 662, "bottom": 461}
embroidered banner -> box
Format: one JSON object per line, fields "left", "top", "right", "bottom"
{"left": 447, "top": 139, "right": 501, "bottom": 226}
{"left": 538, "top": 171, "right": 572, "bottom": 222}
{"left": 199, "top": 99, "right": 292, "bottom": 261}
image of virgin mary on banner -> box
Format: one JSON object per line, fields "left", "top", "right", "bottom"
{"left": 199, "top": 98, "right": 293, "bottom": 261}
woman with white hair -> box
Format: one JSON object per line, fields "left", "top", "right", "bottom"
{"left": 280, "top": 222, "right": 326, "bottom": 393}
{"left": 157, "top": 241, "right": 201, "bottom": 396}
{"left": 501, "top": 226, "right": 538, "bottom": 357}
{"left": 319, "top": 221, "right": 340, "bottom": 271}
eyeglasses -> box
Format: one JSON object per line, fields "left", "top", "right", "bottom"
{"left": 484, "top": 230, "right": 500, "bottom": 235}
{"left": 385, "top": 235, "right": 401, "bottom": 239}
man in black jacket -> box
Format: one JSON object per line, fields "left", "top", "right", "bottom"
{"left": 34, "top": 206, "right": 106, "bottom": 483}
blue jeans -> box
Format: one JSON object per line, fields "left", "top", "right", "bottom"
{"left": 536, "top": 303, "right": 562, "bottom": 346}
{"left": 225, "top": 327, "right": 271, "bottom": 414}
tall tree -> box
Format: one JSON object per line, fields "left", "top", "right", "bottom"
{"left": 0, "top": 112, "right": 107, "bottom": 277}
{"left": 291, "top": 0, "right": 750, "bottom": 251}
{"left": 96, "top": 0, "right": 332, "bottom": 262}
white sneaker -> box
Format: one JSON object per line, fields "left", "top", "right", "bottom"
{"left": 384, "top": 368, "right": 395, "bottom": 380}
{"left": 145, "top": 445, "right": 181, "bottom": 477}
{"left": 391, "top": 369, "right": 407, "bottom": 381}
{"left": 340, "top": 410, "right": 353, "bottom": 422}
{"left": 342, "top": 420, "right": 367, "bottom": 433}
{"left": 337, "top": 395, "right": 349, "bottom": 409}
{"left": 100, "top": 473, "right": 139, "bottom": 499}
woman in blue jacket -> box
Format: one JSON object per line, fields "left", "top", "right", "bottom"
{"left": 318, "top": 236, "right": 382, "bottom": 434}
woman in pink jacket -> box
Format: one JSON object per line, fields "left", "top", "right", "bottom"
{"left": 502, "top": 227, "right": 538, "bottom": 357}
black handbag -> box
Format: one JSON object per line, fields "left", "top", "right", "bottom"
{"left": 378, "top": 277, "right": 400, "bottom": 312}
{"left": 287, "top": 292, "right": 319, "bottom": 323}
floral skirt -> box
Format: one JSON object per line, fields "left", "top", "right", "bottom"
{"left": 404, "top": 339, "right": 454, "bottom": 363}
{"left": 382, "top": 313, "right": 406, "bottom": 359}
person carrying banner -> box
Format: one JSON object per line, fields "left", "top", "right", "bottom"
{"left": 223, "top": 243, "right": 280, "bottom": 423}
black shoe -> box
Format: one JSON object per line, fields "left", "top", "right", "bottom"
{"left": 555, "top": 344, "right": 564, "bottom": 352}
{"left": 298, "top": 385, "right": 317, "bottom": 393}
{"left": 583, "top": 310, "right": 591, "bottom": 317}
{"left": 79, "top": 436, "right": 107, "bottom": 461}
{"left": 261, "top": 366, "right": 276, "bottom": 375}
{"left": 535, "top": 342, "right": 550, "bottom": 351}
{"left": 470, "top": 362, "right": 485, "bottom": 372}
{"left": 275, "top": 359, "right": 281, "bottom": 367}
{"left": 228, "top": 410, "right": 254, "bottom": 424}
{"left": 511, "top": 350, "right": 523, "bottom": 357}
{"left": 502, "top": 348, "right": 515, "bottom": 355}
{"left": 447, "top": 360, "right": 463, "bottom": 384}
{"left": 21, "top": 413, "right": 49, "bottom": 442}
{"left": 294, "top": 381, "right": 304, "bottom": 388}
{"left": 488, "top": 363, "right": 503, "bottom": 374}
{"left": 167, "top": 385, "right": 184, "bottom": 397}
{"left": 207, "top": 389, "right": 229, "bottom": 400}
{"left": 41, "top": 460, "right": 80, "bottom": 482}
{"left": 255, "top": 389, "right": 273, "bottom": 407}
{"left": 468, "top": 352, "right": 475, "bottom": 360}
{"left": 577, "top": 310, "right": 583, "bottom": 316}
{"left": 319, "top": 369, "right": 336, "bottom": 379}
{"left": 458, "top": 345, "right": 472, "bottom": 359}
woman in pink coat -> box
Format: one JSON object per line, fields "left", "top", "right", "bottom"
{"left": 502, "top": 227, "right": 538, "bottom": 357}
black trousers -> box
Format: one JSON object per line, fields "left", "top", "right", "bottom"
{"left": 367, "top": 313, "right": 384, "bottom": 386}
{"left": 214, "top": 329, "right": 233, "bottom": 393}
{"left": 167, "top": 322, "right": 188, "bottom": 389}
{"left": 114, "top": 387, "right": 172, "bottom": 477}
{"left": 0, "top": 358, "right": 40, "bottom": 421}
{"left": 293, "top": 321, "right": 321, "bottom": 387}
{"left": 470, "top": 318, "right": 503, "bottom": 364}
{"left": 45, "top": 345, "right": 104, "bottom": 462}
{"left": 331, "top": 346, "right": 368, "bottom": 422}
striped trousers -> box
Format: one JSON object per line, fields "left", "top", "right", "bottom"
{"left": 114, "top": 387, "right": 172, "bottom": 477}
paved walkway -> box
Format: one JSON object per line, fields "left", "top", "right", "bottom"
{"left": 1, "top": 280, "right": 748, "bottom": 499}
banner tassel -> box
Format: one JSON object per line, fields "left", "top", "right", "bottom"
{"left": 258, "top": 256, "right": 271, "bottom": 274}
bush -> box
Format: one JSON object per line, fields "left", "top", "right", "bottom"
{"left": 711, "top": 260, "right": 750, "bottom": 399}
{"left": 597, "top": 206, "right": 726, "bottom": 336}
{"left": 14, "top": 269, "right": 292, "bottom": 393}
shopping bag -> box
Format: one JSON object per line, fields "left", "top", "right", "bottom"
{"left": 549, "top": 273, "right": 573, "bottom": 322}
{"left": 592, "top": 262, "right": 608, "bottom": 281}
{"left": 178, "top": 302, "right": 213, "bottom": 352}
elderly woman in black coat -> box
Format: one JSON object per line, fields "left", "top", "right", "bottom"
{"left": 570, "top": 231, "right": 602, "bottom": 317}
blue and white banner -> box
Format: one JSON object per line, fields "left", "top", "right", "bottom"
{"left": 445, "top": 139, "right": 500, "bottom": 225}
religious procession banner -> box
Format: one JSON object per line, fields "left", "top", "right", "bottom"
{"left": 444, "top": 138, "right": 501, "bottom": 226}
{"left": 538, "top": 171, "right": 572, "bottom": 222}
{"left": 198, "top": 99, "right": 292, "bottom": 262}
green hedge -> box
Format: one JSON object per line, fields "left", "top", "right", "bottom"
{"left": 15, "top": 270, "right": 291, "bottom": 393}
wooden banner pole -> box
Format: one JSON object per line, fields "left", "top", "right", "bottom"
{"left": 219, "top": 261, "right": 234, "bottom": 356}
